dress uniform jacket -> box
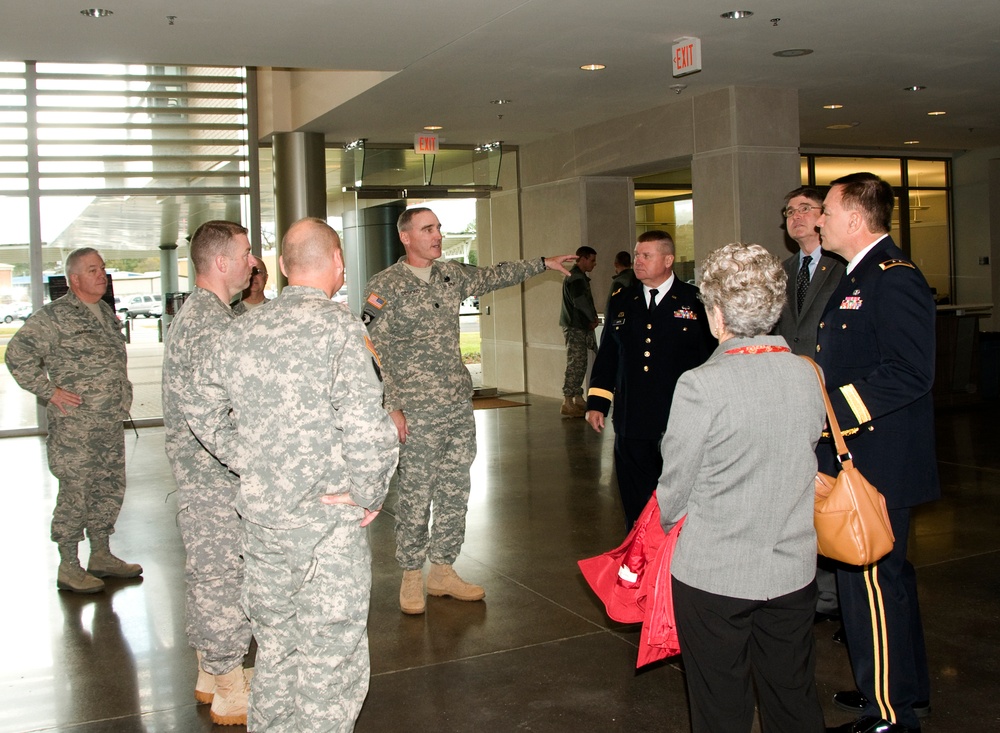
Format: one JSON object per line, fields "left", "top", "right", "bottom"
{"left": 587, "top": 279, "right": 714, "bottom": 440}
{"left": 775, "top": 251, "right": 845, "bottom": 357}
{"left": 814, "top": 236, "right": 939, "bottom": 508}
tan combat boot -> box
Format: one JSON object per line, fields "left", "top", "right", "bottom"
{"left": 560, "top": 396, "right": 585, "bottom": 418}
{"left": 56, "top": 543, "right": 104, "bottom": 594}
{"left": 426, "top": 563, "right": 485, "bottom": 602}
{"left": 573, "top": 395, "right": 588, "bottom": 411}
{"left": 400, "top": 569, "right": 426, "bottom": 615}
{"left": 87, "top": 537, "right": 143, "bottom": 579}
{"left": 194, "top": 650, "right": 215, "bottom": 704}
{"left": 209, "top": 667, "right": 249, "bottom": 726}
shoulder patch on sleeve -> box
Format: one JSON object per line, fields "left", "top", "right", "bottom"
{"left": 365, "top": 334, "right": 383, "bottom": 381}
{"left": 361, "top": 292, "right": 385, "bottom": 326}
{"left": 879, "top": 259, "right": 916, "bottom": 271}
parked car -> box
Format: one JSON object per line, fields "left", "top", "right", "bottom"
{"left": 118, "top": 294, "right": 160, "bottom": 318}
{"left": 0, "top": 302, "right": 32, "bottom": 324}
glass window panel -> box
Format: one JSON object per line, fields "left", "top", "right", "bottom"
{"left": 908, "top": 159, "right": 947, "bottom": 188}
{"left": 813, "top": 157, "right": 902, "bottom": 186}
{"left": 906, "top": 189, "right": 951, "bottom": 302}
{"left": 0, "top": 196, "right": 37, "bottom": 431}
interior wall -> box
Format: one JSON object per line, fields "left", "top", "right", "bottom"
{"left": 952, "top": 147, "right": 1000, "bottom": 328}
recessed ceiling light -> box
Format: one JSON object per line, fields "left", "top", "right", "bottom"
{"left": 423, "top": 125, "right": 443, "bottom": 131}
{"left": 826, "top": 122, "right": 860, "bottom": 130}
{"left": 823, "top": 104, "right": 844, "bottom": 110}
{"left": 580, "top": 63, "right": 606, "bottom": 71}
{"left": 80, "top": 8, "right": 113, "bottom": 17}
{"left": 773, "top": 48, "right": 813, "bottom": 58}
{"left": 490, "top": 99, "right": 512, "bottom": 105}
{"left": 721, "top": 11, "right": 754, "bottom": 19}
{"left": 927, "top": 110, "right": 946, "bottom": 116}
{"left": 903, "top": 85, "right": 926, "bottom": 92}
{"left": 903, "top": 140, "right": 920, "bottom": 145}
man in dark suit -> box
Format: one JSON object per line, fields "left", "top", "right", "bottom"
{"left": 815, "top": 172, "right": 938, "bottom": 733}
{"left": 775, "top": 185, "right": 846, "bottom": 623}
{"left": 585, "top": 230, "right": 714, "bottom": 531}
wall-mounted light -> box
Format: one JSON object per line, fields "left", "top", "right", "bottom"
{"left": 344, "top": 139, "right": 365, "bottom": 150}
{"left": 475, "top": 141, "right": 502, "bottom": 153}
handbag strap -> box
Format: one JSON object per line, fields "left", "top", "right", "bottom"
{"left": 799, "top": 356, "right": 854, "bottom": 469}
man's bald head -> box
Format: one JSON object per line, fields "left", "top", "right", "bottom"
{"left": 280, "top": 218, "right": 345, "bottom": 296}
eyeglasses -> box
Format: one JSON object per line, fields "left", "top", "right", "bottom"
{"left": 783, "top": 204, "right": 822, "bottom": 218}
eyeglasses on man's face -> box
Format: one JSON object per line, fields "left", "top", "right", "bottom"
{"left": 783, "top": 203, "right": 823, "bottom": 219}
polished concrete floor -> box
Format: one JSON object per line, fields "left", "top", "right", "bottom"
{"left": 1, "top": 394, "right": 997, "bottom": 732}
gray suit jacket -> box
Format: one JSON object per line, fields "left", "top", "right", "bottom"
{"left": 656, "top": 336, "right": 826, "bottom": 600}
{"left": 775, "top": 251, "right": 845, "bottom": 357}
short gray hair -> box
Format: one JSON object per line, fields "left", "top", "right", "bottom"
{"left": 699, "top": 243, "right": 786, "bottom": 337}
{"left": 65, "top": 247, "right": 101, "bottom": 274}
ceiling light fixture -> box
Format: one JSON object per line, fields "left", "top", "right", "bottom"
{"left": 773, "top": 48, "right": 813, "bottom": 58}
{"left": 423, "top": 125, "right": 443, "bottom": 131}
{"left": 721, "top": 11, "right": 754, "bottom": 19}
{"left": 344, "top": 139, "right": 365, "bottom": 150}
{"left": 826, "top": 122, "right": 860, "bottom": 130}
{"left": 903, "top": 140, "right": 920, "bottom": 145}
{"left": 490, "top": 99, "right": 512, "bottom": 105}
{"left": 80, "top": 8, "right": 113, "bottom": 17}
{"left": 823, "top": 104, "right": 844, "bottom": 110}
{"left": 475, "top": 141, "right": 502, "bottom": 153}
{"left": 903, "top": 85, "right": 926, "bottom": 92}
{"left": 580, "top": 63, "right": 606, "bottom": 71}
{"left": 669, "top": 84, "right": 687, "bottom": 95}
{"left": 927, "top": 110, "right": 946, "bottom": 116}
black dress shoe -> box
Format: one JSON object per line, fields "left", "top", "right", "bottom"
{"left": 825, "top": 716, "right": 921, "bottom": 733}
{"left": 833, "top": 690, "right": 930, "bottom": 719}
{"left": 832, "top": 625, "right": 846, "bottom": 644}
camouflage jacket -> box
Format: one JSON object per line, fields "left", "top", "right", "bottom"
{"left": 162, "top": 287, "right": 237, "bottom": 468}
{"left": 362, "top": 257, "right": 546, "bottom": 413}
{"left": 4, "top": 289, "right": 131, "bottom": 422}
{"left": 186, "top": 286, "right": 399, "bottom": 529}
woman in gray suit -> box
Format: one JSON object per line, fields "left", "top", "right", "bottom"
{"left": 656, "top": 243, "right": 827, "bottom": 733}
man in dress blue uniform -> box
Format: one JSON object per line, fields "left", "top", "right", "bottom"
{"left": 585, "top": 230, "right": 714, "bottom": 531}
{"left": 815, "top": 172, "right": 937, "bottom": 733}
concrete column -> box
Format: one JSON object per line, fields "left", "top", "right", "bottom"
{"left": 690, "top": 87, "right": 801, "bottom": 267}
{"left": 272, "top": 131, "right": 327, "bottom": 290}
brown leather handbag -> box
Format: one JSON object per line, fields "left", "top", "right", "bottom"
{"left": 802, "top": 357, "right": 895, "bottom": 566}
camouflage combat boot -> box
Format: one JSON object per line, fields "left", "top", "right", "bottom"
{"left": 560, "top": 396, "right": 585, "bottom": 418}
{"left": 400, "top": 569, "right": 426, "bottom": 614}
{"left": 209, "top": 667, "right": 250, "bottom": 726}
{"left": 426, "top": 563, "right": 485, "bottom": 602}
{"left": 57, "top": 543, "right": 104, "bottom": 594}
{"left": 87, "top": 536, "right": 143, "bottom": 579}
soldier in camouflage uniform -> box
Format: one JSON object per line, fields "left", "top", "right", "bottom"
{"left": 161, "top": 221, "right": 257, "bottom": 726}
{"left": 559, "top": 245, "right": 598, "bottom": 418}
{"left": 361, "top": 207, "right": 575, "bottom": 615}
{"left": 231, "top": 259, "right": 269, "bottom": 315}
{"left": 5, "top": 248, "right": 141, "bottom": 594}
{"left": 186, "top": 218, "right": 398, "bottom": 733}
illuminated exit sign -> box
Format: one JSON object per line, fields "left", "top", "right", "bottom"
{"left": 414, "top": 133, "right": 439, "bottom": 154}
{"left": 672, "top": 37, "right": 702, "bottom": 77}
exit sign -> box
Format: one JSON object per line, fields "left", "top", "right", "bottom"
{"left": 414, "top": 133, "right": 439, "bottom": 154}
{"left": 672, "top": 37, "right": 702, "bottom": 77}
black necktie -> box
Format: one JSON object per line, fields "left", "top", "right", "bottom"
{"left": 648, "top": 289, "right": 658, "bottom": 314}
{"left": 796, "top": 256, "right": 812, "bottom": 312}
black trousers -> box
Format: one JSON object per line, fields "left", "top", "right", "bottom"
{"left": 672, "top": 577, "right": 824, "bottom": 733}
{"left": 837, "top": 507, "right": 930, "bottom": 729}
{"left": 613, "top": 434, "right": 662, "bottom": 532}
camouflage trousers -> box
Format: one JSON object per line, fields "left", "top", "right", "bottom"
{"left": 562, "top": 327, "right": 597, "bottom": 397}
{"left": 242, "top": 512, "right": 372, "bottom": 733}
{"left": 395, "top": 402, "right": 477, "bottom": 569}
{"left": 174, "top": 456, "right": 252, "bottom": 675}
{"left": 46, "top": 414, "right": 125, "bottom": 545}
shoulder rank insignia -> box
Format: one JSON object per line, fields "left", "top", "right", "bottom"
{"left": 611, "top": 287, "right": 622, "bottom": 298}
{"left": 674, "top": 306, "right": 698, "bottom": 320}
{"left": 879, "top": 259, "right": 916, "bottom": 271}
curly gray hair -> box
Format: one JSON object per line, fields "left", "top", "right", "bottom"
{"left": 698, "top": 243, "right": 787, "bottom": 338}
